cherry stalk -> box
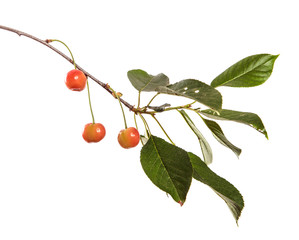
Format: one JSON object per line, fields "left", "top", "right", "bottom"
{"left": 0, "top": 25, "right": 135, "bottom": 111}
{"left": 0, "top": 25, "right": 197, "bottom": 117}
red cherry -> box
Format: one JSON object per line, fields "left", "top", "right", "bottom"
{"left": 82, "top": 123, "right": 106, "bottom": 143}
{"left": 118, "top": 127, "right": 140, "bottom": 149}
{"left": 65, "top": 69, "right": 87, "bottom": 91}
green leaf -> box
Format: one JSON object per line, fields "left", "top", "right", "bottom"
{"left": 211, "top": 54, "right": 279, "bottom": 88}
{"left": 179, "top": 110, "right": 213, "bottom": 165}
{"left": 199, "top": 116, "right": 242, "bottom": 157}
{"left": 140, "top": 135, "right": 193, "bottom": 204}
{"left": 188, "top": 152, "right": 244, "bottom": 224}
{"left": 148, "top": 103, "right": 171, "bottom": 112}
{"left": 127, "top": 69, "right": 169, "bottom": 92}
{"left": 201, "top": 109, "right": 268, "bottom": 139}
{"left": 157, "top": 79, "right": 222, "bottom": 110}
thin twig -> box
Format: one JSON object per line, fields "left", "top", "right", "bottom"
{"left": 0, "top": 25, "right": 135, "bottom": 111}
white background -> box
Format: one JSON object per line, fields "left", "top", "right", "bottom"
{"left": 0, "top": 0, "right": 298, "bottom": 239}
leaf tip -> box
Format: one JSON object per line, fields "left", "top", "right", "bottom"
{"left": 236, "top": 149, "right": 242, "bottom": 159}
{"left": 263, "top": 129, "right": 269, "bottom": 140}
{"left": 261, "top": 129, "right": 268, "bottom": 140}
{"left": 178, "top": 200, "right": 184, "bottom": 207}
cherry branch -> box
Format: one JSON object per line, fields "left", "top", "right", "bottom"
{"left": 0, "top": 25, "right": 200, "bottom": 117}
{"left": 0, "top": 25, "right": 135, "bottom": 111}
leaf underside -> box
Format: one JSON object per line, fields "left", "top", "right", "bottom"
{"left": 127, "top": 69, "right": 169, "bottom": 92}
{"left": 199, "top": 116, "right": 242, "bottom": 157}
{"left": 157, "top": 79, "right": 222, "bottom": 110}
{"left": 179, "top": 110, "right": 213, "bottom": 165}
{"left": 201, "top": 108, "right": 268, "bottom": 139}
{"left": 188, "top": 152, "right": 244, "bottom": 224}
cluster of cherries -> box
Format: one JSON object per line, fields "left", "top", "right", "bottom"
{"left": 65, "top": 69, "right": 140, "bottom": 149}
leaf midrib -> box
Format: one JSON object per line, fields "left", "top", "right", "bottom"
{"left": 215, "top": 56, "right": 272, "bottom": 87}
{"left": 141, "top": 73, "right": 166, "bottom": 92}
{"left": 139, "top": 73, "right": 153, "bottom": 92}
{"left": 150, "top": 137, "right": 180, "bottom": 200}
